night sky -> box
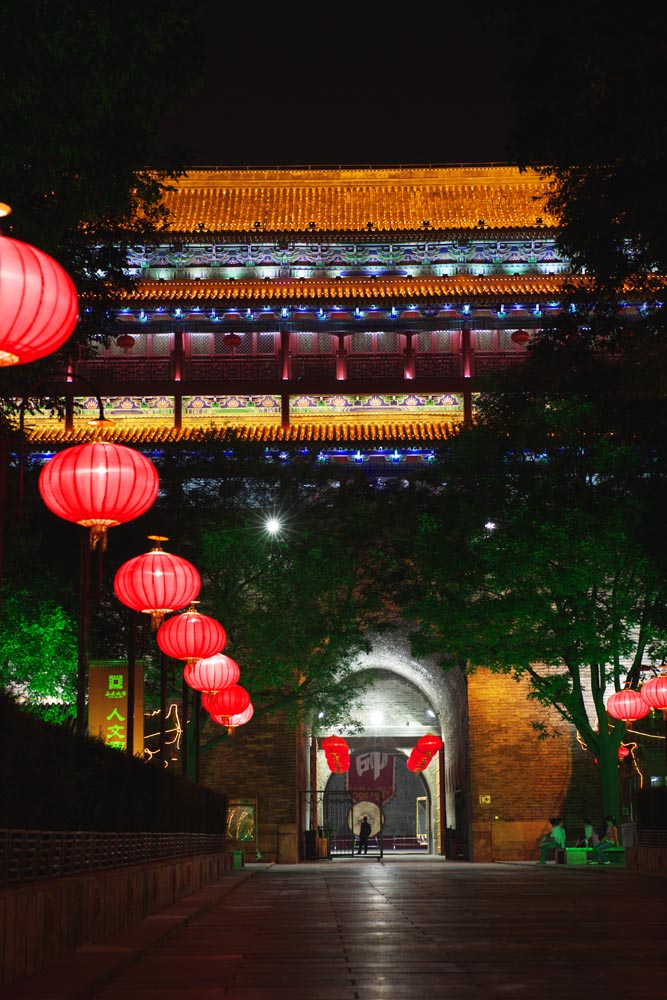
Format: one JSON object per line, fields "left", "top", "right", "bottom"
{"left": 158, "top": 10, "right": 512, "bottom": 169}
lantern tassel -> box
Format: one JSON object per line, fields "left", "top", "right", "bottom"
{"left": 89, "top": 525, "right": 108, "bottom": 552}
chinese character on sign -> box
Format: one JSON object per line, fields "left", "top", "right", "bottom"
{"left": 106, "top": 707, "right": 126, "bottom": 748}
{"left": 105, "top": 674, "right": 126, "bottom": 699}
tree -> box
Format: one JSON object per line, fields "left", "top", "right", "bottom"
{"left": 0, "top": 1, "right": 203, "bottom": 391}
{"left": 496, "top": 9, "right": 667, "bottom": 292}
{"left": 406, "top": 395, "right": 667, "bottom": 822}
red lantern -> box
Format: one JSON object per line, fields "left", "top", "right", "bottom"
{"left": 115, "top": 334, "right": 135, "bottom": 353}
{"left": 321, "top": 735, "right": 350, "bottom": 773}
{"left": 606, "top": 688, "right": 651, "bottom": 723}
{"left": 156, "top": 605, "right": 227, "bottom": 662}
{"left": 202, "top": 684, "right": 250, "bottom": 718}
{"left": 38, "top": 441, "right": 159, "bottom": 549}
{"left": 511, "top": 329, "right": 530, "bottom": 346}
{"left": 618, "top": 745, "right": 631, "bottom": 759}
{"left": 114, "top": 536, "right": 200, "bottom": 628}
{"left": 223, "top": 333, "right": 242, "bottom": 348}
{"left": 184, "top": 653, "right": 240, "bottom": 693}
{"left": 640, "top": 673, "right": 667, "bottom": 712}
{"left": 416, "top": 733, "right": 443, "bottom": 756}
{"left": 212, "top": 701, "right": 254, "bottom": 728}
{"left": 0, "top": 235, "right": 78, "bottom": 366}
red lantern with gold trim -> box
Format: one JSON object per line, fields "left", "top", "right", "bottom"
{"left": 606, "top": 688, "right": 650, "bottom": 723}
{"left": 640, "top": 672, "right": 667, "bottom": 712}
{"left": 156, "top": 605, "right": 226, "bottom": 663}
{"left": 114, "top": 536, "right": 200, "bottom": 628}
{"left": 211, "top": 701, "right": 254, "bottom": 729}
{"left": 0, "top": 235, "right": 78, "bottom": 366}
{"left": 38, "top": 441, "right": 159, "bottom": 550}
{"left": 184, "top": 653, "right": 240, "bottom": 693}
{"left": 202, "top": 683, "right": 250, "bottom": 719}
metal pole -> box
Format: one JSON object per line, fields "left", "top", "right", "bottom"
{"left": 181, "top": 675, "right": 189, "bottom": 778}
{"left": 159, "top": 652, "right": 168, "bottom": 766}
{"left": 76, "top": 532, "right": 91, "bottom": 737}
{"left": 126, "top": 610, "right": 137, "bottom": 757}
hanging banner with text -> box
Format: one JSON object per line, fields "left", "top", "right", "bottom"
{"left": 88, "top": 660, "right": 144, "bottom": 755}
{"left": 347, "top": 751, "right": 395, "bottom": 807}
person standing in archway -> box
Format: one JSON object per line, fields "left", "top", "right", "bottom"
{"left": 357, "top": 816, "right": 372, "bottom": 855}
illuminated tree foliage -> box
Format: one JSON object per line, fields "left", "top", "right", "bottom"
{"left": 406, "top": 396, "right": 667, "bottom": 822}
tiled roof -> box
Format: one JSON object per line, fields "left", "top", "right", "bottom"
{"left": 25, "top": 419, "right": 456, "bottom": 446}
{"left": 159, "top": 166, "right": 558, "bottom": 234}
{"left": 122, "top": 274, "right": 575, "bottom": 307}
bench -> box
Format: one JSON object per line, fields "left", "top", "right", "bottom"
{"left": 555, "top": 846, "right": 625, "bottom": 866}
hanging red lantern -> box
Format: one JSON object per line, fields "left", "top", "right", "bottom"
{"left": 606, "top": 688, "right": 651, "bottom": 723}
{"left": 38, "top": 441, "right": 159, "bottom": 550}
{"left": 223, "top": 332, "right": 242, "bottom": 348}
{"left": 617, "top": 745, "right": 631, "bottom": 759}
{"left": 0, "top": 235, "right": 78, "bottom": 366}
{"left": 640, "top": 672, "right": 667, "bottom": 712}
{"left": 114, "top": 536, "right": 200, "bottom": 628}
{"left": 321, "top": 734, "right": 350, "bottom": 773}
{"left": 511, "top": 329, "right": 530, "bottom": 347}
{"left": 202, "top": 683, "right": 250, "bottom": 719}
{"left": 156, "top": 605, "right": 227, "bottom": 662}
{"left": 184, "top": 653, "right": 240, "bottom": 693}
{"left": 212, "top": 701, "right": 254, "bottom": 729}
{"left": 115, "top": 334, "right": 135, "bottom": 353}
{"left": 407, "top": 732, "right": 443, "bottom": 772}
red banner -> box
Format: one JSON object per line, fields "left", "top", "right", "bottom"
{"left": 348, "top": 751, "right": 395, "bottom": 806}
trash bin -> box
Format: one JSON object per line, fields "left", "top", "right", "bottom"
{"left": 303, "top": 829, "right": 318, "bottom": 860}
{"left": 317, "top": 835, "right": 329, "bottom": 858}
{"left": 232, "top": 849, "right": 244, "bottom": 870}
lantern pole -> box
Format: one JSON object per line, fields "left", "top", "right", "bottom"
{"left": 160, "top": 651, "right": 168, "bottom": 766}
{"left": 126, "top": 609, "right": 137, "bottom": 758}
{"left": 77, "top": 531, "right": 91, "bottom": 737}
{"left": 182, "top": 674, "right": 190, "bottom": 778}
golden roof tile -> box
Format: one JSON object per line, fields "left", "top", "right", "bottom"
{"left": 122, "top": 274, "right": 576, "bottom": 306}
{"left": 159, "top": 166, "right": 557, "bottom": 234}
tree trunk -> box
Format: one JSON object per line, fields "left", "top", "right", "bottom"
{"left": 597, "top": 739, "right": 622, "bottom": 835}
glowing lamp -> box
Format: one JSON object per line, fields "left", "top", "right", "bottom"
{"left": 321, "top": 734, "right": 350, "bottom": 773}
{"left": 618, "top": 746, "right": 631, "bottom": 759}
{"left": 202, "top": 684, "right": 250, "bottom": 718}
{"left": 640, "top": 673, "right": 667, "bottom": 712}
{"left": 38, "top": 441, "right": 159, "bottom": 549}
{"left": 156, "top": 605, "right": 226, "bottom": 662}
{"left": 184, "top": 653, "right": 240, "bottom": 693}
{"left": 416, "top": 733, "right": 443, "bottom": 756}
{"left": 114, "top": 536, "right": 200, "bottom": 628}
{"left": 0, "top": 235, "right": 78, "bottom": 365}
{"left": 511, "top": 329, "right": 530, "bottom": 346}
{"left": 606, "top": 688, "right": 651, "bottom": 723}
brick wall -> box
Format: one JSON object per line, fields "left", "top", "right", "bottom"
{"left": 467, "top": 669, "right": 600, "bottom": 861}
{"left": 199, "top": 714, "right": 300, "bottom": 863}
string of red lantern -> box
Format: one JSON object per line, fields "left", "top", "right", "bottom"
{"left": 156, "top": 604, "right": 227, "bottom": 663}
{"left": 114, "top": 535, "right": 200, "bottom": 628}
{"left": 38, "top": 441, "right": 159, "bottom": 550}
{"left": 0, "top": 235, "right": 78, "bottom": 366}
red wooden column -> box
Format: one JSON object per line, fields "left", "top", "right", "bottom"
{"left": 403, "top": 332, "right": 415, "bottom": 380}
{"left": 461, "top": 319, "right": 473, "bottom": 426}
{"left": 172, "top": 329, "right": 184, "bottom": 431}
{"left": 335, "top": 333, "right": 348, "bottom": 380}
{"left": 280, "top": 327, "right": 290, "bottom": 428}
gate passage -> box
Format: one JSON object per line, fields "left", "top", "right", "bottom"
{"left": 302, "top": 790, "right": 384, "bottom": 859}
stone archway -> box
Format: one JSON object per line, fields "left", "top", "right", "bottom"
{"left": 307, "top": 632, "right": 470, "bottom": 858}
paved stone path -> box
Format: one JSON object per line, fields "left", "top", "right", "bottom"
{"left": 6, "top": 858, "right": 665, "bottom": 999}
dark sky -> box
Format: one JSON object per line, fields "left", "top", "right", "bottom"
{"left": 158, "top": 9, "right": 513, "bottom": 169}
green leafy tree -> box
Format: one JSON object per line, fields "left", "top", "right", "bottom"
{"left": 406, "top": 397, "right": 667, "bottom": 823}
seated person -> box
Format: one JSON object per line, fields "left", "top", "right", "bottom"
{"left": 537, "top": 817, "right": 566, "bottom": 864}
{"left": 589, "top": 816, "right": 619, "bottom": 865}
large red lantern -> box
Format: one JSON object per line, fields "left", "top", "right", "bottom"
{"left": 211, "top": 701, "right": 254, "bottom": 729}
{"left": 114, "top": 536, "right": 200, "bottom": 627}
{"left": 640, "top": 672, "right": 667, "bottom": 713}
{"left": 38, "top": 441, "right": 159, "bottom": 549}
{"left": 0, "top": 235, "right": 78, "bottom": 366}
{"left": 606, "top": 688, "right": 651, "bottom": 723}
{"left": 407, "top": 732, "right": 443, "bottom": 772}
{"left": 321, "top": 735, "right": 350, "bottom": 773}
{"left": 184, "top": 653, "right": 240, "bottom": 693}
{"left": 511, "top": 329, "right": 530, "bottom": 347}
{"left": 202, "top": 684, "right": 250, "bottom": 719}
{"left": 156, "top": 605, "right": 227, "bottom": 663}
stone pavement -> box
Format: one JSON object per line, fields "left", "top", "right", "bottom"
{"left": 5, "top": 857, "right": 665, "bottom": 1000}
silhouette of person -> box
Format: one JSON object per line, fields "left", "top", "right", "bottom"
{"left": 357, "top": 815, "right": 372, "bottom": 855}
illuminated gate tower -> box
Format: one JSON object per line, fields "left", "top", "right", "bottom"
{"left": 22, "top": 167, "right": 607, "bottom": 861}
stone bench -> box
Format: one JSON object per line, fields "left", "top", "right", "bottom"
{"left": 555, "top": 846, "right": 625, "bottom": 865}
